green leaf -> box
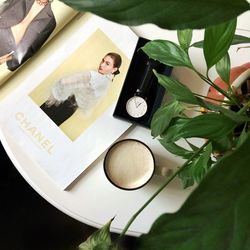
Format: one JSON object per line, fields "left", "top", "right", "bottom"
{"left": 161, "top": 117, "right": 189, "bottom": 142}
{"left": 151, "top": 100, "right": 184, "bottom": 137}
{"left": 190, "top": 143, "right": 212, "bottom": 183}
{"left": 191, "top": 40, "right": 204, "bottom": 48}
{"left": 137, "top": 134, "right": 250, "bottom": 250}
{"left": 142, "top": 40, "right": 193, "bottom": 68}
{"left": 163, "top": 113, "right": 238, "bottom": 142}
{"left": 178, "top": 113, "right": 237, "bottom": 140}
{"left": 155, "top": 72, "right": 199, "bottom": 104}
{"left": 59, "top": 0, "right": 250, "bottom": 30}
{"left": 177, "top": 143, "right": 213, "bottom": 188}
{"left": 178, "top": 162, "right": 195, "bottom": 189}
{"left": 185, "top": 139, "right": 199, "bottom": 151}
{"left": 159, "top": 140, "right": 195, "bottom": 159}
{"left": 236, "top": 126, "right": 248, "bottom": 148}
{"left": 232, "top": 34, "right": 250, "bottom": 44}
{"left": 215, "top": 53, "right": 231, "bottom": 86}
{"left": 201, "top": 99, "right": 250, "bottom": 123}
{"left": 204, "top": 19, "right": 237, "bottom": 69}
{"left": 211, "top": 134, "right": 234, "bottom": 154}
{"left": 177, "top": 29, "right": 193, "bottom": 51}
{"left": 191, "top": 34, "right": 250, "bottom": 48}
{"left": 93, "top": 243, "right": 116, "bottom": 250}
{"left": 79, "top": 219, "right": 114, "bottom": 250}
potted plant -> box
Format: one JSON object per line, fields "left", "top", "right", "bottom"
{"left": 141, "top": 20, "right": 250, "bottom": 188}
{"left": 58, "top": 1, "right": 250, "bottom": 249}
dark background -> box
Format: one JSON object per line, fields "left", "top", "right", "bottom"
{"left": 0, "top": 142, "right": 136, "bottom": 250}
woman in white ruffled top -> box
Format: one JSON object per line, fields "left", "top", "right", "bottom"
{"left": 40, "top": 52, "right": 122, "bottom": 126}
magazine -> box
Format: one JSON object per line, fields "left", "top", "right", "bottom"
{"left": 0, "top": 0, "right": 78, "bottom": 86}
{"left": 0, "top": 12, "right": 138, "bottom": 189}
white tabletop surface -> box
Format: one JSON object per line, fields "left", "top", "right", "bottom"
{"left": 1, "top": 11, "right": 249, "bottom": 236}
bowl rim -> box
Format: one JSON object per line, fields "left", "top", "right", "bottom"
{"left": 103, "top": 138, "right": 155, "bottom": 191}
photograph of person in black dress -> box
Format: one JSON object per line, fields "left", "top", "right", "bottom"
{"left": 0, "top": 0, "right": 56, "bottom": 71}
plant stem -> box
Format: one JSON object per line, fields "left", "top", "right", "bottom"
{"left": 194, "top": 92, "right": 232, "bottom": 105}
{"left": 206, "top": 72, "right": 235, "bottom": 96}
{"left": 117, "top": 140, "right": 210, "bottom": 243}
{"left": 238, "top": 99, "right": 250, "bottom": 114}
{"left": 193, "top": 69, "right": 240, "bottom": 107}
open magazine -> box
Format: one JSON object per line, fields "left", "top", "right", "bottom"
{"left": 0, "top": 10, "right": 138, "bottom": 189}
{"left": 0, "top": 0, "right": 78, "bottom": 85}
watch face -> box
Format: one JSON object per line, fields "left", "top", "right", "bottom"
{"left": 126, "top": 96, "right": 148, "bottom": 118}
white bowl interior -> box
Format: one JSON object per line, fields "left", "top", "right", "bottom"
{"left": 104, "top": 140, "right": 155, "bottom": 189}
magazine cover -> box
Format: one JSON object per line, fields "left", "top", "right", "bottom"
{"left": 0, "top": 12, "right": 138, "bottom": 189}
{"left": 0, "top": 0, "right": 77, "bottom": 85}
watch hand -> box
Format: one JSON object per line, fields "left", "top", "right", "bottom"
{"left": 133, "top": 98, "right": 138, "bottom": 107}
{"left": 135, "top": 99, "right": 141, "bottom": 108}
{"left": 137, "top": 102, "right": 143, "bottom": 108}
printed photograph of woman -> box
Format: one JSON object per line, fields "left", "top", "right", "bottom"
{"left": 40, "top": 52, "right": 122, "bottom": 126}
{"left": 0, "top": 0, "right": 56, "bottom": 71}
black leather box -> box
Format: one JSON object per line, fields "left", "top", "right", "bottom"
{"left": 113, "top": 37, "right": 173, "bottom": 128}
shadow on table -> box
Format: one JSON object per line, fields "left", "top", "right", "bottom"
{"left": 0, "top": 142, "right": 137, "bottom": 250}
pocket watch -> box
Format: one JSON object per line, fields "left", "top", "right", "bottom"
{"left": 126, "top": 59, "right": 158, "bottom": 118}
{"left": 126, "top": 95, "right": 148, "bottom": 118}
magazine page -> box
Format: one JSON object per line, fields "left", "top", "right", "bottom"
{"left": 0, "top": 0, "right": 78, "bottom": 85}
{"left": 0, "top": 12, "right": 138, "bottom": 189}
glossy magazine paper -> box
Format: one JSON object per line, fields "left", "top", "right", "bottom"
{"left": 0, "top": 12, "right": 138, "bottom": 189}
{"left": 0, "top": 0, "right": 77, "bottom": 85}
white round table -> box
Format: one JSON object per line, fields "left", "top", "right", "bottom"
{"left": 1, "top": 11, "right": 249, "bottom": 236}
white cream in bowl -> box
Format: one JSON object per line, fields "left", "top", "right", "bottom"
{"left": 104, "top": 139, "right": 155, "bottom": 190}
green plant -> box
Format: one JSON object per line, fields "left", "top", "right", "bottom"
{"left": 60, "top": 0, "right": 250, "bottom": 30}
{"left": 143, "top": 19, "right": 250, "bottom": 189}
{"left": 58, "top": 1, "right": 250, "bottom": 249}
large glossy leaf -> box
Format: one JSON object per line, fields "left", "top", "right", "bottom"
{"left": 137, "top": 134, "right": 250, "bottom": 250}
{"left": 154, "top": 72, "right": 199, "bottom": 104}
{"left": 59, "top": 0, "right": 250, "bottom": 30}
{"left": 162, "top": 113, "right": 238, "bottom": 142}
{"left": 142, "top": 40, "right": 193, "bottom": 68}
{"left": 151, "top": 100, "right": 184, "bottom": 137}
{"left": 175, "top": 113, "right": 238, "bottom": 140}
{"left": 204, "top": 19, "right": 237, "bottom": 69}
